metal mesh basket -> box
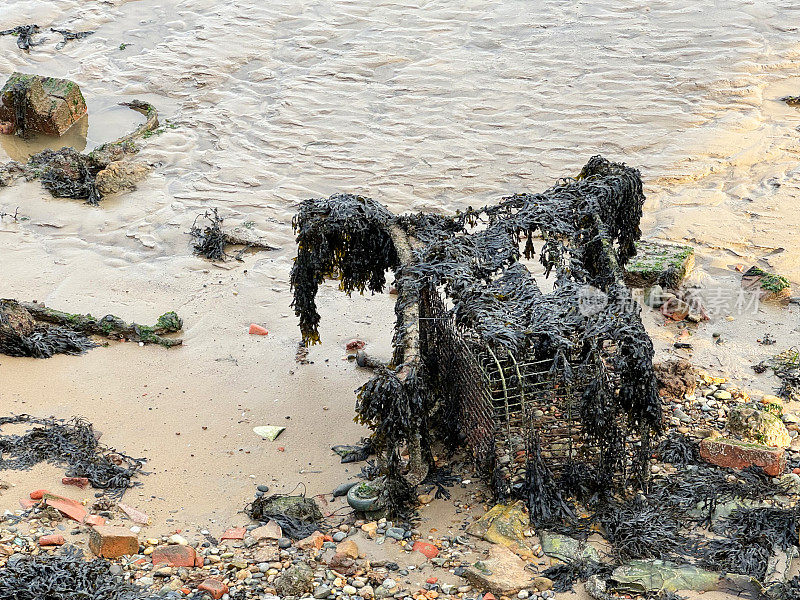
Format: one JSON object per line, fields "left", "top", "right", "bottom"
{"left": 419, "top": 286, "right": 641, "bottom": 505}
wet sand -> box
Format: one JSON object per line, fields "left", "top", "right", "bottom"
{"left": 1, "top": 1, "right": 800, "bottom": 597}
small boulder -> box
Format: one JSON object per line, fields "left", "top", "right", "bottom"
{"left": 296, "top": 530, "right": 324, "bottom": 550}
{"left": 251, "top": 520, "right": 282, "bottom": 542}
{"left": 727, "top": 405, "right": 791, "bottom": 448}
{"left": 462, "top": 545, "right": 534, "bottom": 595}
{"left": 275, "top": 562, "right": 314, "bottom": 596}
{"left": 94, "top": 161, "right": 149, "bottom": 196}
{"left": 741, "top": 266, "right": 791, "bottom": 302}
{"left": 0, "top": 299, "right": 36, "bottom": 350}
{"left": 0, "top": 73, "right": 87, "bottom": 136}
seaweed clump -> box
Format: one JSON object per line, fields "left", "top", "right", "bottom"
{"left": 0, "top": 548, "right": 157, "bottom": 600}
{"left": 0, "top": 25, "right": 42, "bottom": 51}
{"left": 246, "top": 494, "right": 323, "bottom": 539}
{"left": 291, "top": 156, "right": 661, "bottom": 517}
{"left": 189, "top": 208, "right": 279, "bottom": 261}
{"left": 0, "top": 415, "right": 144, "bottom": 497}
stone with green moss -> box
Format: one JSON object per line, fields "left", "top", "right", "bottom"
{"left": 0, "top": 72, "right": 87, "bottom": 136}
{"left": 624, "top": 240, "right": 695, "bottom": 288}
{"left": 741, "top": 266, "right": 791, "bottom": 301}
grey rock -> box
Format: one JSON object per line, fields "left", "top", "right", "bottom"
{"left": 275, "top": 563, "right": 314, "bottom": 597}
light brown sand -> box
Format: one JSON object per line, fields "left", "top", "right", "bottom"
{"left": 1, "top": 1, "right": 800, "bottom": 597}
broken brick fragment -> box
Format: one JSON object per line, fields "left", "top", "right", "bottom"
{"left": 152, "top": 544, "right": 202, "bottom": 568}
{"left": 249, "top": 324, "right": 268, "bottom": 335}
{"left": 44, "top": 494, "right": 88, "bottom": 522}
{"left": 38, "top": 534, "right": 65, "bottom": 546}
{"left": 30, "top": 489, "right": 48, "bottom": 500}
{"left": 62, "top": 476, "right": 89, "bottom": 489}
{"left": 198, "top": 578, "right": 229, "bottom": 599}
{"left": 412, "top": 541, "right": 439, "bottom": 559}
{"left": 84, "top": 514, "right": 106, "bottom": 527}
{"left": 19, "top": 498, "right": 37, "bottom": 510}
{"left": 220, "top": 527, "right": 246, "bottom": 540}
{"left": 88, "top": 526, "right": 139, "bottom": 558}
{"left": 700, "top": 437, "right": 786, "bottom": 476}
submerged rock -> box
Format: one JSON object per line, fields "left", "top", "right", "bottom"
{"left": 0, "top": 72, "right": 87, "bottom": 136}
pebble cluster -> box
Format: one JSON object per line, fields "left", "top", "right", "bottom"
{"left": 0, "top": 503, "right": 557, "bottom": 600}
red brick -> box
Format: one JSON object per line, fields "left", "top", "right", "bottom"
{"left": 249, "top": 324, "right": 268, "bottom": 335}
{"left": 84, "top": 514, "right": 106, "bottom": 527}
{"left": 89, "top": 526, "right": 139, "bottom": 558}
{"left": 198, "top": 578, "right": 229, "bottom": 599}
{"left": 412, "top": 541, "right": 439, "bottom": 559}
{"left": 62, "top": 477, "right": 89, "bottom": 489}
{"left": 44, "top": 494, "right": 88, "bottom": 522}
{"left": 483, "top": 594, "right": 496, "bottom": 600}
{"left": 700, "top": 438, "right": 786, "bottom": 476}
{"left": 38, "top": 534, "right": 65, "bottom": 546}
{"left": 30, "top": 489, "right": 49, "bottom": 500}
{"left": 152, "top": 544, "right": 201, "bottom": 568}
{"left": 220, "top": 527, "right": 246, "bottom": 540}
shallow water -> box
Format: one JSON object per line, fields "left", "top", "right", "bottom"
{"left": 1, "top": 0, "right": 799, "bottom": 534}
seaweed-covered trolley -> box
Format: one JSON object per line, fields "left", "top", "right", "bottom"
{"left": 291, "top": 156, "right": 662, "bottom": 522}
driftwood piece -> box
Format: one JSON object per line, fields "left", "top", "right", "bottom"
{"left": 21, "top": 301, "right": 183, "bottom": 347}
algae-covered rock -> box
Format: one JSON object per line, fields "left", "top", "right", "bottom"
{"left": 741, "top": 266, "right": 791, "bottom": 302}
{"left": 274, "top": 562, "right": 313, "bottom": 596}
{"left": 611, "top": 560, "right": 721, "bottom": 594}
{"left": 539, "top": 531, "right": 600, "bottom": 563}
{"left": 0, "top": 299, "right": 36, "bottom": 349}
{"left": 95, "top": 161, "right": 149, "bottom": 196}
{"left": 466, "top": 501, "right": 534, "bottom": 559}
{"left": 624, "top": 240, "right": 695, "bottom": 288}
{"left": 0, "top": 72, "right": 87, "bottom": 136}
{"left": 727, "top": 404, "right": 791, "bottom": 448}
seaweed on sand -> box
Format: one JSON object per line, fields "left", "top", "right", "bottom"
{"left": 189, "top": 208, "right": 279, "bottom": 260}
{"left": 699, "top": 505, "right": 800, "bottom": 578}
{"left": 657, "top": 432, "right": 700, "bottom": 466}
{"left": 0, "top": 415, "right": 144, "bottom": 497}
{"left": 0, "top": 548, "right": 158, "bottom": 600}
{"left": 647, "top": 465, "right": 789, "bottom": 526}
{"left": 543, "top": 559, "right": 612, "bottom": 593}
{"left": 246, "top": 494, "right": 323, "bottom": 539}
{"left": 0, "top": 25, "right": 42, "bottom": 51}
{"left": 598, "top": 497, "right": 688, "bottom": 562}
{"left": 290, "top": 156, "right": 661, "bottom": 517}
{"left": 50, "top": 28, "right": 94, "bottom": 50}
